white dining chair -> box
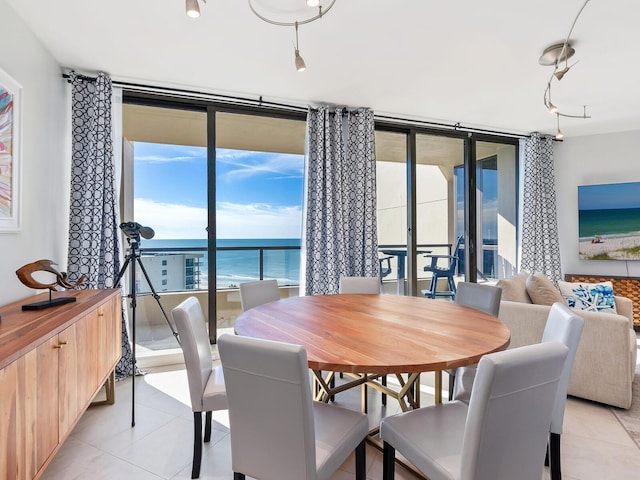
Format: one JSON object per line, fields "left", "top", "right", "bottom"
{"left": 381, "top": 341, "right": 568, "bottom": 480}
{"left": 446, "top": 282, "right": 502, "bottom": 400}
{"left": 218, "top": 333, "right": 369, "bottom": 480}
{"left": 453, "top": 302, "right": 584, "bottom": 480}
{"left": 338, "top": 276, "right": 381, "bottom": 294}
{"left": 239, "top": 278, "right": 280, "bottom": 311}
{"left": 172, "top": 297, "right": 227, "bottom": 479}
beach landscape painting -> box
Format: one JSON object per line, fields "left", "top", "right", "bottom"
{"left": 0, "top": 67, "right": 21, "bottom": 231}
{"left": 578, "top": 181, "right": 640, "bottom": 260}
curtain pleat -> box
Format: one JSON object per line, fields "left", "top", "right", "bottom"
{"left": 302, "top": 106, "right": 378, "bottom": 295}
{"left": 67, "top": 72, "right": 134, "bottom": 380}
{"left": 519, "top": 133, "right": 562, "bottom": 284}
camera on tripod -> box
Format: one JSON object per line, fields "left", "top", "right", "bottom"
{"left": 119, "top": 222, "right": 155, "bottom": 241}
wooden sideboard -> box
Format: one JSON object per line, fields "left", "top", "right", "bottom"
{"left": 0, "top": 289, "right": 122, "bottom": 480}
{"left": 564, "top": 274, "right": 640, "bottom": 328}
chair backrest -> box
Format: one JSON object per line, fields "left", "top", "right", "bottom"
{"left": 541, "top": 302, "right": 585, "bottom": 434}
{"left": 339, "top": 276, "right": 381, "bottom": 294}
{"left": 172, "top": 296, "right": 213, "bottom": 411}
{"left": 218, "top": 334, "right": 316, "bottom": 480}
{"left": 461, "top": 342, "right": 568, "bottom": 480}
{"left": 455, "top": 282, "right": 502, "bottom": 316}
{"left": 239, "top": 279, "right": 280, "bottom": 311}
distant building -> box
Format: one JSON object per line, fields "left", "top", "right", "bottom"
{"left": 136, "top": 253, "right": 203, "bottom": 293}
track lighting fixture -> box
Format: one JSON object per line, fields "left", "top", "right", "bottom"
{"left": 185, "top": 0, "right": 205, "bottom": 19}
{"left": 540, "top": 0, "right": 591, "bottom": 138}
{"left": 294, "top": 23, "right": 307, "bottom": 72}
{"left": 555, "top": 113, "right": 564, "bottom": 141}
{"left": 186, "top": 1, "right": 336, "bottom": 71}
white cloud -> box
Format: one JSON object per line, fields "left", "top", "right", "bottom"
{"left": 135, "top": 153, "right": 202, "bottom": 163}
{"left": 134, "top": 198, "right": 302, "bottom": 239}
{"left": 216, "top": 202, "right": 302, "bottom": 239}
{"left": 217, "top": 150, "right": 303, "bottom": 181}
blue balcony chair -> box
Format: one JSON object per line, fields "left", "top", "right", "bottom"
{"left": 421, "top": 235, "right": 464, "bottom": 299}
{"left": 379, "top": 256, "right": 392, "bottom": 281}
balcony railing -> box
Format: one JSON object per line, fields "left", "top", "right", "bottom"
{"left": 137, "top": 242, "right": 494, "bottom": 294}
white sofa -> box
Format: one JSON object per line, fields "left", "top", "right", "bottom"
{"left": 497, "top": 275, "right": 636, "bottom": 409}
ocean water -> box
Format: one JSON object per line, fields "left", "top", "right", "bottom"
{"left": 578, "top": 207, "right": 640, "bottom": 239}
{"left": 140, "top": 238, "right": 301, "bottom": 289}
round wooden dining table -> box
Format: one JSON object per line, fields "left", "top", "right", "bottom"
{"left": 234, "top": 293, "right": 511, "bottom": 410}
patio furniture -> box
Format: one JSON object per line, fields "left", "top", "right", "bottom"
{"left": 422, "top": 235, "right": 464, "bottom": 299}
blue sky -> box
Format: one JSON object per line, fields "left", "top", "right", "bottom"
{"left": 133, "top": 142, "right": 304, "bottom": 239}
{"left": 578, "top": 181, "right": 640, "bottom": 210}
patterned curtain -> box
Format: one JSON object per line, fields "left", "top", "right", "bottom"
{"left": 519, "top": 133, "right": 562, "bottom": 284}
{"left": 302, "top": 106, "right": 378, "bottom": 295}
{"left": 67, "top": 72, "right": 134, "bottom": 379}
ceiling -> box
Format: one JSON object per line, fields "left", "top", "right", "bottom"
{"left": 8, "top": 0, "right": 640, "bottom": 139}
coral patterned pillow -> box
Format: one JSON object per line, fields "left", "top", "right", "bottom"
{"left": 557, "top": 281, "right": 617, "bottom": 314}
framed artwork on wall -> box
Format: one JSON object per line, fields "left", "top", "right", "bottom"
{"left": 0, "top": 67, "right": 21, "bottom": 232}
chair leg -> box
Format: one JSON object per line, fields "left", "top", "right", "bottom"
{"left": 448, "top": 369, "right": 455, "bottom": 401}
{"left": 204, "top": 411, "right": 212, "bottom": 443}
{"left": 382, "top": 374, "right": 387, "bottom": 406}
{"left": 355, "top": 439, "right": 366, "bottom": 480}
{"left": 448, "top": 276, "right": 456, "bottom": 297}
{"left": 192, "top": 412, "right": 202, "bottom": 479}
{"left": 233, "top": 474, "right": 245, "bottom": 480}
{"left": 549, "top": 432, "right": 562, "bottom": 480}
{"left": 427, "top": 275, "right": 438, "bottom": 298}
{"left": 383, "top": 441, "right": 396, "bottom": 480}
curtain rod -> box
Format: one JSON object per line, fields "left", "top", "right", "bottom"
{"left": 61, "top": 72, "right": 529, "bottom": 139}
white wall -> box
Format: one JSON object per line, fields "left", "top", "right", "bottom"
{"left": 554, "top": 129, "right": 640, "bottom": 278}
{"left": 0, "top": 0, "right": 69, "bottom": 304}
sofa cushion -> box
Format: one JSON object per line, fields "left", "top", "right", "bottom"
{"left": 558, "top": 280, "right": 618, "bottom": 314}
{"left": 526, "top": 273, "right": 564, "bottom": 306}
{"left": 496, "top": 272, "right": 532, "bottom": 303}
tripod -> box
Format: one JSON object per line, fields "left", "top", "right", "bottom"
{"left": 114, "top": 234, "right": 180, "bottom": 427}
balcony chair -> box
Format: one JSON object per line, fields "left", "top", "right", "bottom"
{"left": 444, "top": 282, "right": 502, "bottom": 400}
{"left": 218, "top": 334, "right": 369, "bottom": 480}
{"left": 172, "top": 297, "right": 227, "bottom": 479}
{"left": 422, "top": 235, "right": 464, "bottom": 299}
{"left": 453, "top": 302, "right": 584, "bottom": 480}
{"left": 381, "top": 342, "right": 568, "bottom": 480}
{"left": 239, "top": 278, "right": 280, "bottom": 311}
{"left": 379, "top": 256, "right": 392, "bottom": 281}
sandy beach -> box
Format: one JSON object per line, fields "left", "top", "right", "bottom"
{"left": 579, "top": 233, "right": 640, "bottom": 260}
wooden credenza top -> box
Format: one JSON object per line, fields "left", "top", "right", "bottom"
{"left": 0, "top": 288, "right": 121, "bottom": 370}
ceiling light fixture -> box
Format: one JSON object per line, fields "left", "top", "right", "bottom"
{"left": 541, "top": 0, "right": 592, "bottom": 137}
{"left": 555, "top": 113, "right": 564, "bottom": 141}
{"left": 186, "top": 0, "right": 336, "bottom": 71}
{"left": 248, "top": 0, "right": 337, "bottom": 72}
{"left": 294, "top": 23, "right": 307, "bottom": 72}
{"left": 185, "top": 0, "right": 205, "bottom": 18}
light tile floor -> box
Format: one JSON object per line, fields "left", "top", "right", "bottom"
{"left": 42, "top": 355, "right": 640, "bottom": 480}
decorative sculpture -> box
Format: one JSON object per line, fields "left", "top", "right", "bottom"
{"left": 15, "top": 259, "right": 86, "bottom": 310}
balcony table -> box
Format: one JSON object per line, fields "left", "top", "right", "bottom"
{"left": 234, "top": 293, "right": 510, "bottom": 409}
{"left": 379, "top": 248, "right": 431, "bottom": 295}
